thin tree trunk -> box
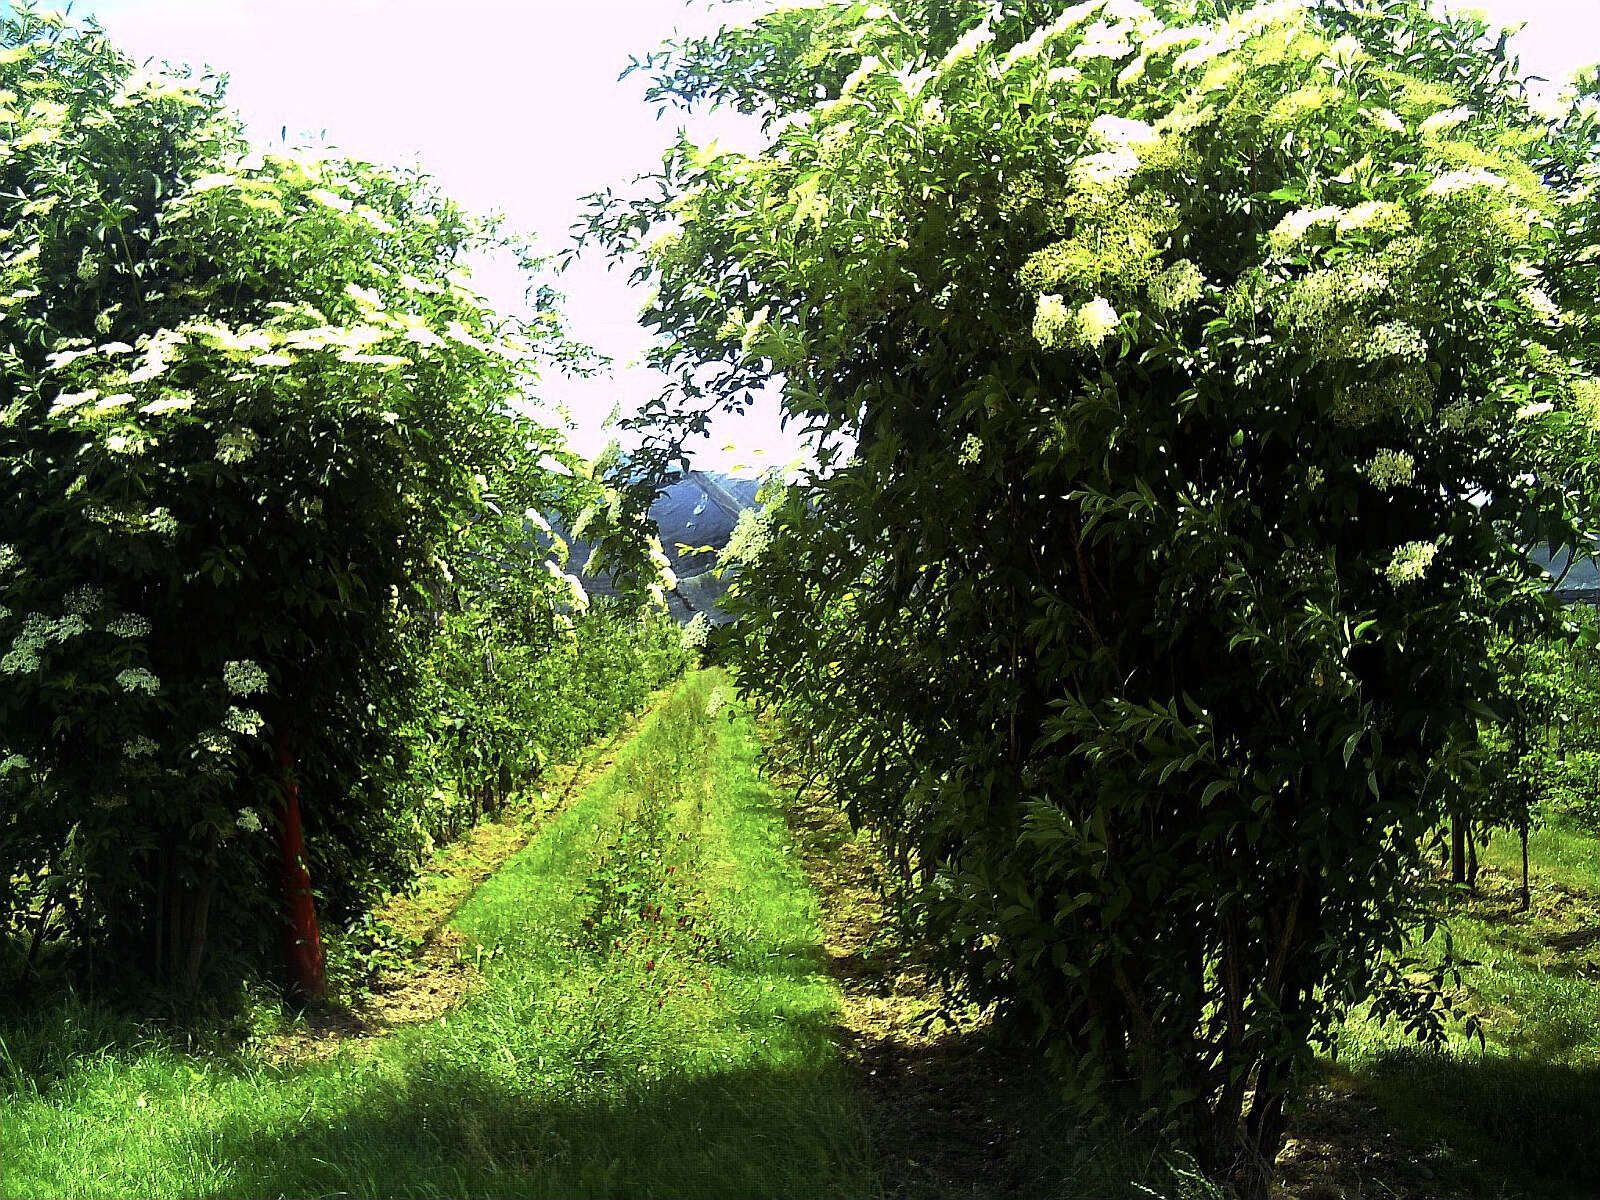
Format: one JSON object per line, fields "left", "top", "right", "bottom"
{"left": 1519, "top": 812, "right": 1531, "bottom": 912}
{"left": 1466, "top": 825, "right": 1479, "bottom": 893}
{"left": 19, "top": 893, "right": 57, "bottom": 985}
{"left": 1450, "top": 816, "right": 1467, "bottom": 885}
{"left": 277, "top": 732, "right": 326, "bottom": 1002}
{"left": 183, "top": 845, "right": 217, "bottom": 995}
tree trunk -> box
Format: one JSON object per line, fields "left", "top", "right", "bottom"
{"left": 1519, "top": 813, "right": 1531, "bottom": 913}
{"left": 1450, "top": 816, "right": 1467, "bottom": 885}
{"left": 277, "top": 732, "right": 326, "bottom": 1002}
{"left": 182, "top": 843, "right": 217, "bottom": 995}
{"left": 1466, "top": 825, "right": 1479, "bottom": 893}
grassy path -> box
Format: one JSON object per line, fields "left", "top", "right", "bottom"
{"left": 0, "top": 671, "right": 874, "bottom": 1199}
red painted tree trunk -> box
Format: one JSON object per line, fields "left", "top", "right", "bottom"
{"left": 277, "top": 733, "right": 326, "bottom": 1001}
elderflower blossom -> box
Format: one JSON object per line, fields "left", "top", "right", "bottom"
{"left": 1147, "top": 259, "right": 1205, "bottom": 311}
{"left": 680, "top": 611, "right": 710, "bottom": 652}
{"left": 222, "top": 706, "right": 264, "bottom": 737}
{"left": 104, "top": 613, "right": 151, "bottom": 639}
{"left": 1267, "top": 205, "right": 1342, "bottom": 255}
{"left": 122, "top": 736, "right": 158, "bottom": 760}
{"left": 1, "top": 647, "right": 39, "bottom": 675}
{"left": 51, "top": 614, "right": 86, "bottom": 642}
{"left": 1087, "top": 114, "right": 1157, "bottom": 151}
{"left": 1418, "top": 106, "right": 1470, "bottom": 138}
{"left": 1033, "top": 293, "right": 1073, "bottom": 350}
{"left": 1074, "top": 297, "right": 1121, "bottom": 350}
{"left": 1070, "top": 25, "right": 1134, "bottom": 62}
{"left": 940, "top": 22, "right": 994, "bottom": 69}
{"left": 1572, "top": 378, "right": 1600, "bottom": 430}
{"left": 1360, "top": 321, "right": 1428, "bottom": 364}
{"left": 1337, "top": 201, "right": 1411, "bottom": 237}
{"left": 223, "top": 659, "right": 269, "bottom": 696}
{"left": 1366, "top": 107, "right": 1406, "bottom": 134}
{"left": 1365, "top": 448, "right": 1415, "bottom": 489}
{"left": 1385, "top": 541, "right": 1437, "bottom": 586}
{"left": 1071, "top": 148, "right": 1141, "bottom": 188}
{"left": 116, "top": 667, "right": 161, "bottom": 695}
{"left": 1424, "top": 167, "right": 1509, "bottom": 199}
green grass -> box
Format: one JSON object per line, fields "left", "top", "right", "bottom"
{"left": 0, "top": 670, "right": 875, "bottom": 1199}
{"left": 1317, "top": 813, "right": 1599, "bottom": 1199}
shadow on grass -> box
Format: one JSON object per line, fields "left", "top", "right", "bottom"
{"left": 190, "top": 1052, "right": 876, "bottom": 1200}
{"left": 1357, "top": 1045, "right": 1600, "bottom": 1198}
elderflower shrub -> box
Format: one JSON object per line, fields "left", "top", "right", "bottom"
{"left": 1, "top": 6, "right": 650, "bottom": 991}
{"left": 609, "top": 0, "right": 1600, "bottom": 1185}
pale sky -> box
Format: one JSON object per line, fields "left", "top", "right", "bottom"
{"left": 54, "top": 0, "right": 1600, "bottom": 473}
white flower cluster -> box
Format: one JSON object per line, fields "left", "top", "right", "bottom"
{"left": 1086, "top": 114, "right": 1157, "bottom": 151}
{"left": 224, "top": 659, "right": 269, "bottom": 697}
{"left": 680, "top": 611, "right": 710, "bottom": 652}
{"left": 1033, "top": 293, "right": 1073, "bottom": 350}
{"left": 705, "top": 684, "right": 731, "bottom": 720}
{"left": 1423, "top": 167, "right": 1508, "bottom": 200}
{"left": 1074, "top": 297, "right": 1121, "bottom": 350}
{"left": 1336, "top": 201, "right": 1411, "bottom": 237}
{"left": 1071, "top": 148, "right": 1141, "bottom": 189}
{"left": 222, "top": 706, "right": 264, "bottom": 737}
{"left": 1036, "top": 294, "right": 1121, "bottom": 352}
{"left": 1360, "top": 321, "right": 1428, "bottom": 364}
{"left": 1268, "top": 205, "right": 1342, "bottom": 255}
{"left": 122, "top": 736, "right": 158, "bottom": 760}
{"left": 722, "top": 507, "right": 775, "bottom": 567}
{"left": 1147, "top": 259, "right": 1205, "bottom": 312}
{"left": 116, "top": 668, "right": 161, "bottom": 695}
{"left": 1, "top": 646, "right": 39, "bottom": 676}
{"left": 1418, "top": 106, "right": 1470, "bottom": 138}
{"left": 957, "top": 433, "right": 984, "bottom": 466}
{"left": 1364, "top": 448, "right": 1415, "bottom": 489}
{"left": 1385, "top": 541, "right": 1437, "bottom": 586}
{"left": 1572, "top": 378, "right": 1600, "bottom": 431}
{"left": 104, "top": 613, "right": 151, "bottom": 639}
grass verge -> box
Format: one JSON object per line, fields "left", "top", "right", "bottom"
{"left": 1283, "top": 814, "right": 1599, "bottom": 1200}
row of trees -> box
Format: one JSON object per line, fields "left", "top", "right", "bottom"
{"left": 593, "top": 0, "right": 1600, "bottom": 1194}
{"left": 0, "top": 6, "right": 680, "bottom": 999}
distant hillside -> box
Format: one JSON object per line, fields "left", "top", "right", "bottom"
{"left": 569, "top": 470, "right": 761, "bottom": 624}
